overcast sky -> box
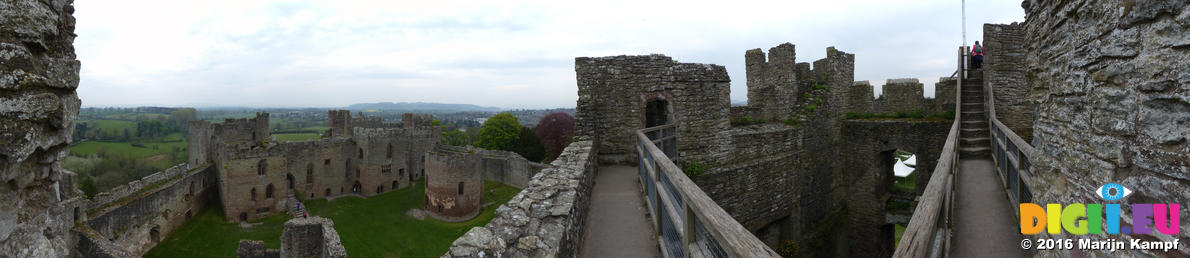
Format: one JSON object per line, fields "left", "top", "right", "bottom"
{"left": 74, "top": 0, "right": 1025, "bottom": 109}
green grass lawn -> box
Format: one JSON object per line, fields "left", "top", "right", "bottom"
{"left": 145, "top": 180, "right": 520, "bottom": 257}
{"left": 144, "top": 205, "right": 290, "bottom": 258}
{"left": 273, "top": 133, "right": 321, "bottom": 142}
{"left": 303, "top": 180, "right": 520, "bottom": 257}
{"left": 894, "top": 224, "right": 906, "bottom": 247}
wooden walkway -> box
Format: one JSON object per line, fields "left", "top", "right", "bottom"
{"left": 579, "top": 165, "right": 661, "bottom": 258}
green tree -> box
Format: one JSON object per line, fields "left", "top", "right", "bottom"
{"left": 512, "top": 127, "right": 545, "bottom": 162}
{"left": 441, "top": 129, "right": 470, "bottom": 146}
{"left": 476, "top": 113, "right": 522, "bottom": 151}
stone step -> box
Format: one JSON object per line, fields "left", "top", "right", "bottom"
{"left": 959, "top": 146, "right": 991, "bottom": 160}
{"left": 960, "top": 137, "right": 991, "bottom": 148}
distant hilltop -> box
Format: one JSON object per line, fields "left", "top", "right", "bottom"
{"left": 347, "top": 102, "right": 502, "bottom": 113}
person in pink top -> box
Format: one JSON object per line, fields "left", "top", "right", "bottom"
{"left": 972, "top": 41, "right": 984, "bottom": 69}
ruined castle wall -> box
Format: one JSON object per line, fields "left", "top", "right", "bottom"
{"left": 187, "top": 120, "right": 212, "bottom": 166}
{"left": 352, "top": 127, "right": 412, "bottom": 196}
{"left": 838, "top": 119, "right": 950, "bottom": 258}
{"left": 279, "top": 217, "right": 347, "bottom": 258}
{"left": 327, "top": 110, "right": 352, "bottom": 138}
{"left": 934, "top": 77, "right": 957, "bottom": 113}
{"left": 218, "top": 156, "right": 290, "bottom": 221}
{"left": 425, "top": 146, "right": 484, "bottom": 221}
{"left": 237, "top": 217, "right": 347, "bottom": 258}
{"left": 880, "top": 79, "right": 925, "bottom": 113}
{"left": 212, "top": 113, "right": 270, "bottom": 144}
{"left": 444, "top": 140, "right": 596, "bottom": 258}
{"left": 272, "top": 138, "right": 353, "bottom": 201}
{"left": 699, "top": 124, "right": 801, "bottom": 234}
{"left": 575, "top": 55, "right": 731, "bottom": 166}
{"left": 848, "top": 81, "right": 875, "bottom": 113}
{"left": 87, "top": 163, "right": 193, "bottom": 211}
{"left": 84, "top": 164, "right": 218, "bottom": 255}
{"left": 0, "top": 0, "right": 85, "bottom": 255}
{"left": 1022, "top": 1, "right": 1190, "bottom": 255}
{"left": 983, "top": 23, "right": 1034, "bottom": 140}
{"left": 746, "top": 43, "right": 799, "bottom": 120}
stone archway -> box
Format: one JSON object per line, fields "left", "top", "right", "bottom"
{"left": 287, "top": 173, "right": 295, "bottom": 189}
{"left": 644, "top": 97, "right": 671, "bottom": 128}
{"left": 352, "top": 181, "right": 361, "bottom": 194}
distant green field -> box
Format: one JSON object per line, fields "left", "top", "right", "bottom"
{"left": 75, "top": 119, "right": 138, "bottom": 135}
{"left": 70, "top": 140, "right": 187, "bottom": 159}
{"left": 144, "top": 205, "right": 289, "bottom": 258}
{"left": 100, "top": 113, "right": 168, "bottom": 120}
{"left": 273, "top": 133, "right": 321, "bottom": 142}
{"left": 145, "top": 180, "right": 520, "bottom": 257}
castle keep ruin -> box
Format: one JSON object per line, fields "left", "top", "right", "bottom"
{"left": 574, "top": 44, "right": 953, "bottom": 257}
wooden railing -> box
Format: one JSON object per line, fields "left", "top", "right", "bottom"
{"left": 636, "top": 124, "right": 779, "bottom": 258}
{"left": 892, "top": 47, "right": 966, "bottom": 258}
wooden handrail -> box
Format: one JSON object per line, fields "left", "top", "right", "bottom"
{"left": 636, "top": 126, "right": 779, "bottom": 258}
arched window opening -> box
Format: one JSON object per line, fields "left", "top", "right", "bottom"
{"left": 458, "top": 182, "right": 464, "bottom": 195}
{"left": 306, "top": 163, "right": 314, "bottom": 184}
{"left": 257, "top": 160, "right": 267, "bottom": 176}
{"left": 359, "top": 148, "right": 364, "bottom": 159}
{"left": 251, "top": 188, "right": 257, "bottom": 201}
{"left": 266, "top": 184, "right": 275, "bottom": 199}
{"left": 387, "top": 143, "right": 393, "bottom": 159}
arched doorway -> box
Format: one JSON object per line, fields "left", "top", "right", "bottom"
{"left": 239, "top": 212, "right": 248, "bottom": 222}
{"left": 287, "top": 173, "right": 295, "bottom": 189}
{"left": 645, "top": 98, "right": 670, "bottom": 128}
{"left": 150, "top": 226, "right": 161, "bottom": 243}
{"left": 352, "top": 181, "right": 361, "bottom": 194}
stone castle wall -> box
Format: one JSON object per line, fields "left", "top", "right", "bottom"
{"left": 444, "top": 141, "right": 596, "bottom": 258}
{"left": 211, "top": 113, "right": 270, "bottom": 144}
{"left": 237, "top": 217, "right": 347, "bottom": 258}
{"left": 746, "top": 43, "right": 799, "bottom": 120}
{"left": 83, "top": 164, "right": 218, "bottom": 255}
{"left": 848, "top": 81, "right": 876, "bottom": 113}
{"left": 192, "top": 111, "right": 441, "bottom": 222}
{"left": 880, "top": 78, "right": 925, "bottom": 113}
{"left": 1021, "top": 0, "right": 1190, "bottom": 256}
{"left": 86, "top": 163, "right": 193, "bottom": 211}
{"left": 425, "top": 146, "right": 485, "bottom": 221}
{"left": 983, "top": 23, "right": 1034, "bottom": 140}
{"left": 575, "top": 55, "right": 732, "bottom": 167}
{"left": 0, "top": 0, "right": 86, "bottom": 256}
{"left": 934, "top": 77, "right": 957, "bottom": 113}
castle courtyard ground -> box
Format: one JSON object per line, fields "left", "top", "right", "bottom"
{"left": 145, "top": 180, "right": 520, "bottom": 257}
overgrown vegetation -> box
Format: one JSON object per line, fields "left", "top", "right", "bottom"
{"left": 683, "top": 162, "right": 707, "bottom": 178}
{"left": 844, "top": 109, "right": 955, "bottom": 120}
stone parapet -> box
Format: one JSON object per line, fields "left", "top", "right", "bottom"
{"left": 443, "top": 140, "right": 596, "bottom": 258}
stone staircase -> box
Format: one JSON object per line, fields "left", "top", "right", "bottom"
{"left": 958, "top": 70, "right": 991, "bottom": 160}
{"left": 287, "top": 190, "right": 308, "bottom": 218}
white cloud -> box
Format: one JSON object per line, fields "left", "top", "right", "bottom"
{"left": 73, "top": 0, "right": 1024, "bottom": 108}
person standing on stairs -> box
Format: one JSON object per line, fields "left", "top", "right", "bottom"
{"left": 972, "top": 41, "right": 984, "bottom": 69}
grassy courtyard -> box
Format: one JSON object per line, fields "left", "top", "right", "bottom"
{"left": 273, "top": 133, "right": 321, "bottom": 142}
{"left": 145, "top": 180, "right": 521, "bottom": 257}
{"left": 144, "top": 205, "right": 290, "bottom": 258}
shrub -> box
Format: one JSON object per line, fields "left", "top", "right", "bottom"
{"left": 684, "top": 162, "right": 707, "bottom": 178}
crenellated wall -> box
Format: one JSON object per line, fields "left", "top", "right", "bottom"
{"left": 880, "top": 78, "right": 926, "bottom": 113}
{"left": 746, "top": 43, "right": 800, "bottom": 120}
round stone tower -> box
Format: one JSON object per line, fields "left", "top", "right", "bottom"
{"left": 424, "top": 145, "right": 484, "bottom": 222}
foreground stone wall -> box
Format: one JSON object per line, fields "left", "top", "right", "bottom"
{"left": 934, "top": 77, "right": 957, "bottom": 113}
{"left": 983, "top": 22, "right": 1034, "bottom": 140}
{"left": 237, "top": 217, "right": 347, "bottom": 258}
{"left": 84, "top": 164, "right": 217, "bottom": 255}
{"left": 443, "top": 140, "right": 596, "bottom": 257}
{"left": 0, "top": 1, "right": 86, "bottom": 256}
{"left": 1021, "top": 0, "right": 1190, "bottom": 256}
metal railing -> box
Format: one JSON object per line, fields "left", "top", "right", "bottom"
{"left": 892, "top": 46, "right": 967, "bottom": 258}
{"left": 636, "top": 124, "right": 779, "bottom": 258}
